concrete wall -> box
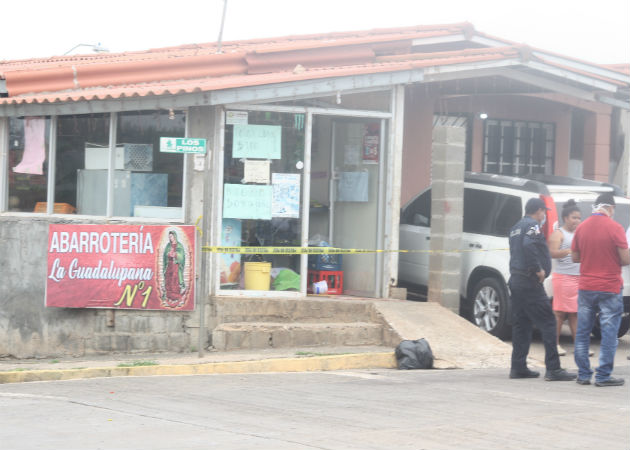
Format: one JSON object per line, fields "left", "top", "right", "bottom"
{"left": 400, "top": 86, "right": 434, "bottom": 206}
{"left": 583, "top": 111, "right": 612, "bottom": 182}
{"left": 0, "top": 217, "right": 196, "bottom": 358}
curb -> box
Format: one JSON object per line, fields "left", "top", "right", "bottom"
{"left": 0, "top": 352, "right": 398, "bottom": 384}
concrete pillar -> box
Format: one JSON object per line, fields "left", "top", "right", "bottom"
{"left": 471, "top": 116, "right": 484, "bottom": 172}
{"left": 385, "top": 85, "right": 405, "bottom": 298}
{"left": 0, "top": 117, "right": 8, "bottom": 212}
{"left": 553, "top": 112, "right": 571, "bottom": 176}
{"left": 186, "top": 106, "right": 221, "bottom": 356}
{"left": 583, "top": 111, "right": 611, "bottom": 182}
{"left": 428, "top": 126, "right": 465, "bottom": 313}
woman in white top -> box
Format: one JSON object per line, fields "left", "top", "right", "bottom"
{"left": 548, "top": 199, "right": 581, "bottom": 356}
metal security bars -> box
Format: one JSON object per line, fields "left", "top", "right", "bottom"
{"left": 483, "top": 119, "right": 555, "bottom": 176}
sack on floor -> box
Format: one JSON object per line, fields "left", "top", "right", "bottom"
{"left": 395, "top": 338, "right": 434, "bottom": 370}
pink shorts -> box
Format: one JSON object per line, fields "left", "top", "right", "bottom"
{"left": 551, "top": 273, "right": 579, "bottom": 313}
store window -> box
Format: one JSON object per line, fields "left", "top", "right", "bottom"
{"left": 57, "top": 114, "right": 110, "bottom": 215}
{"left": 4, "top": 110, "right": 186, "bottom": 218}
{"left": 7, "top": 117, "right": 51, "bottom": 212}
{"left": 115, "top": 111, "right": 186, "bottom": 218}
{"left": 483, "top": 119, "right": 554, "bottom": 175}
{"left": 221, "top": 111, "right": 305, "bottom": 291}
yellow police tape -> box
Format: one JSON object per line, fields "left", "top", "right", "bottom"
{"left": 201, "top": 246, "right": 508, "bottom": 254}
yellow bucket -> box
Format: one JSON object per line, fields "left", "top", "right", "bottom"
{"left": 244, "top": 262, "right": 272, "bottom": 291}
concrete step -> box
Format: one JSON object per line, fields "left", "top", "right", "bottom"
{"left": 214, "top": 296, "right": 380, "bottom": 324}
{"left": 211, "top": 321, "right": 385, "bottom": 350}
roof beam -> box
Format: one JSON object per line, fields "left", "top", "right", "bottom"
{"left": 596, "top": 94, "right": 630, "bottom": 110}
{"left": 422, "top": 58, "right": 522, "bottom": 82}
{"left": 494, "top": 68, "right": 597, "bottom": 101}
{"left": 411, "top": 33, "right": 509, "bottom": 49}
{"left": 524, "top": 60, "right": 619, "bottom": 92}
{"left": 411, "top": 34, "right": 467, "bottom": 47}
{"left": 207, "top": 70, "right": 424, "bottom": 105}
{"left": 0, "top": 70, "right": 424, "bottom": 117}
{"left": 469, "top": 35, "right": 512, "bottom": 48}
{"left": 532, "top": 51, "right": 630, "bottom": 84}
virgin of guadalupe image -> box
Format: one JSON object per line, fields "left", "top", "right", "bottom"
{"left": 161, "top": 230, "right": 187, "bottom": 306}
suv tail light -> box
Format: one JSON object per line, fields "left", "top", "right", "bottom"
{"left": 541, "top": 194, "right": 557, "bottom": 238}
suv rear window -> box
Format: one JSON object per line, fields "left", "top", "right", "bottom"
{"left": 402, "top": 187, "right": 522, "bottom": 237}
{"left": 401, "top": 190, "right": 431, "bottom": 227}
{"left": 464, "top": 189, "right": 522, "bottom": 237}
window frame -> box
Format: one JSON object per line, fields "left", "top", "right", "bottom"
{"left": 483, "top": 119, "right": 555, "bottom": 176}
{"left": 463, "top": 187, "right": 522, "bottom": 238}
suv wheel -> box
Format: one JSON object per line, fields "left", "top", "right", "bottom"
{"left": 591, "top": 313, "right": 630, "bottom": 339}
{"left": 471, "top": 277, "right": 510, "bottom": 339}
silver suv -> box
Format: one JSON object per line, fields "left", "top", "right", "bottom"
{"left": 399, "top": 172, "right": 630, "bottom": 339}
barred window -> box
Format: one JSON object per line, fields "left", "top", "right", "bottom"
{"left": 483, "top": 119, "right": 554, "bottom": 176}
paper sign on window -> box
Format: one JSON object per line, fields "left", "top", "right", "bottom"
{"left": 243, "top": 159, "right": 270, "bottom": 184}
{"left": 233, "top": 124, "right": 281, "bottom": 159}
{"left": 272, "top": 173, "right": 300, "bottom": 218}
{"left": 337, "top": 171, "right": 369, "bottom": 202}
{"left": 223, "top": 184, "right": 272, "bottom": 220}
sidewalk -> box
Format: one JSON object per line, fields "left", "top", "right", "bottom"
{"left": 2, "top": 333, "right": 627, "bottom": 385}
{"left": 0, "top": 345, "right": 400, "bottom": 384}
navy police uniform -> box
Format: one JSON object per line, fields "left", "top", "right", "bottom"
{"left": 508, "top": 215, "right": 561, "bottom": 373}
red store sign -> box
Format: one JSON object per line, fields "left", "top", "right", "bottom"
{"left": 46, "top": 224, "right": 196, "bottom": 310}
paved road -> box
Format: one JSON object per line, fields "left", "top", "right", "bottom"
{"left": 522, "top": 325, "right": 630, "bottom": 370}
{"left": 0, "top": 364, "right": 627, "bottom": 450}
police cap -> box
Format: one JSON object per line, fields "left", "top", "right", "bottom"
{"left": 525, "top": 197, "right": 550, "bottom": 215}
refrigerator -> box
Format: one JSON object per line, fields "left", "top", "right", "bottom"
{"left": 76, "top": 169, "right": 168, "bottom": 216}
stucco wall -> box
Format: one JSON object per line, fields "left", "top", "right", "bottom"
{"left": 400, "top": 86, "right": 434, "bottom": 206}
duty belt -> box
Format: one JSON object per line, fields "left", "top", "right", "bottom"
{"left": 510, "top": 269, "right": 536, "bottom": 278}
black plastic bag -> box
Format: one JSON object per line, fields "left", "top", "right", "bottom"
{"left": 395, "top": 338, "right": 434, "bottom": 370}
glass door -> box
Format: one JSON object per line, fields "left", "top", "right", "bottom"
{"left": 220, "top": 110, "right": 306, "bottom": 293}
{"left": 310, "top": 116, "right": 386, "bottom": 297}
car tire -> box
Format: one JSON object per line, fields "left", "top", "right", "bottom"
{"left": 471, "top": 277, "right": 510, "bottom": 339}
{"left": 591, "top": 314, "right": 630, "bottom": 339}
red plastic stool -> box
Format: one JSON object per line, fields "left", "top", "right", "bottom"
{"left": 307, "top": 270, "right": 344, "bottom": 294}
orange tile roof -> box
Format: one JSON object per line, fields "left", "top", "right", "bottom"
{"left": 0, "top": 22, "right": 627, "bottom": 106}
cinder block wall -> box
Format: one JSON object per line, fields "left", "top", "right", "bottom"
{"left": 0, "top": 217, "right": 197, "bottom": 358}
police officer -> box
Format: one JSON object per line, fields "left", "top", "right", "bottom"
{"left": 508, "top": 198, "right": 576, "bottom": 381}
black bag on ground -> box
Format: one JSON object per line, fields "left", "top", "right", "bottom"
{"left": 395, "top": 338, "right": 434, "bottom": 369}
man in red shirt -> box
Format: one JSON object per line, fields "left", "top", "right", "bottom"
{"left": 571, "top": 192, "right": 629, "bottom": 387}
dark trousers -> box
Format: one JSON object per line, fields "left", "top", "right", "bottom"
{"left": 509, "top": 275, "right": 560, "bottom": 372}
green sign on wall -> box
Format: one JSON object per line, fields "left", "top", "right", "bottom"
{"left": 160, "top": 137, "right": 207, "bottom": 154}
